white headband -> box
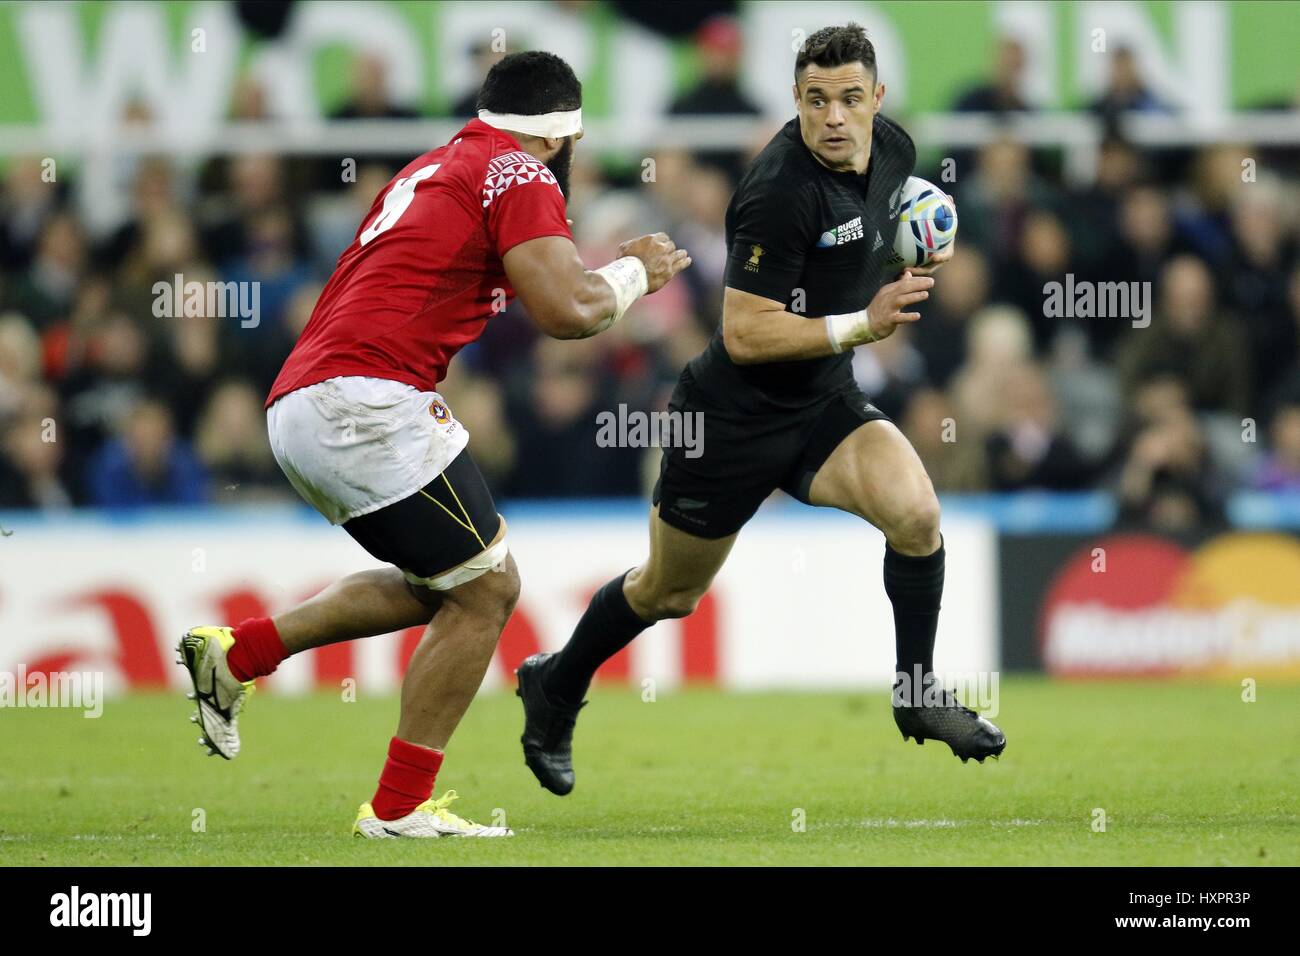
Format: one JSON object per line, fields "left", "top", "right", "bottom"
{"left": 477, "top": 108, "right": 583, "bottom": 139}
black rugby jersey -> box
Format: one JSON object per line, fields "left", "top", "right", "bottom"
{"left": 688, "top": 113, "right": 917, "bottom": 413}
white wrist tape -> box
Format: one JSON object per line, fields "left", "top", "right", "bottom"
{"left": 825, "top": 310, "right": 876, "bottom": 353}
{"left": 589, "top": 256, "right": 649, "bottom": 334}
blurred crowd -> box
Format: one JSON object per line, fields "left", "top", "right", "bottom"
{"left": 1, "top": 16, "right": 1299, "bottom": 535}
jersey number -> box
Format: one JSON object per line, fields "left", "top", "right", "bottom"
{"left": 358, "top": 163, "right": 442, "bottom": 246}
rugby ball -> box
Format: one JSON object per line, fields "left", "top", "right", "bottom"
{"left": 884, "top": 176, "right": 957, "bottom": 271}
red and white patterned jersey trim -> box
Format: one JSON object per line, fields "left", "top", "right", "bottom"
{"left": 482, "top": 150, "right": 559, "bottom": 208}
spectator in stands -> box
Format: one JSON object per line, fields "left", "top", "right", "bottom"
{"left": 851, "top": 321, "right": 927, "bottom": 423}
{"left": 58, "top": 311, "right": 158, "bottom": 501}
{"left": 200, "top": 154, "right": 308, "bottom": 271}
{"left": 1223, "top": 177, "right": 1298, "bottom": 399}
{"left": 910, "top": 246, "right": 992, "bottom": 388}
{"left": 7, "top": 212, "right": 86, "bottom": 330}
{"left": 952, "top": 37, "right": 1031, "bottom": 113}
{"left": 644, "top": 147, "right": 696, "bottom": 224}
{"left": 248, "top": 279, "right": 323, "bottom": 392}
{"left": 0, "top": 312, "right": 43, "bottom": 420}
{"left": 221, "top": 206, "right": 316, "bottom": 333}
{"left": 1180, "top": 143, "right": 1252, "bottom": 266}
{"left": 437, "top": 370, "right": 516, "bottom": 489}
{"left": 118, "top": 207, "right": 205, "bottom": 300}
{"left": 329, "top": 50, "right": 422, "bottom": 183}
{"left": 949, "top": 304, "right": 1035, "bottom": 438}
{"left": 0, "top": 409, "right": 71, "bottom": 510}
{"left": 1251, "top": 382, "right": 1300, "bottom": 492}
{"left": 449, "top": 39, "right": 508, "bottom": 119}
{"left": 1288, "top": 262, "right": 1300, "bottom": 379}
{"left": 1114, "top": 398, "right": 1228, "bottom": 532}
{"left": 229, "top": 74, "right": 272, "bottom": 122}
{"left": 1116, "top": 255, "right": 1250, "bottom": 416}
{"left": 1073, "top": 136, "right": 1146, "bottom": 284}
{"left": 502, "top": 337, "right": 642, "bottom": 499}
{"left": 899, "top": 387, "right": 987, "bottom": 492}
{"left": 0, "top": 156, "right": 67, "bottom": 272}
{"left": 194, "top": 379, "right": 290, "bottom": 503}
{"left": 97, "top": 157, "right": 185, "bottom": 271}
{"left": 1102, "top": 184, "right": 1186, "bottom": 292}
{"left": 982, "top": 361, "right": 1097, "bottom": 490}
{"left": 670, "top": 16, "right": 758, "bottom": 116}
{"left": 1090, "top": 46, "right": 1169, "bottom": 124}
{"left": 196, "top": 74, "right": 284, "bottom": 199}
{"left": 645, "top": 154, "right": 730, "bottom": 334}
{"left": 955, "top": 137, "right": 1059, "bottom": 273}
{"left": 41, "top": 275, "right": 114, "bottom": 382}
{"left": 308, "top": 163, "right": 395, "bottom": 269}
{"left": 1000, "top": 209, "right": 1073, "bottom": 354}
{"left": 333, "top": 50, "right": 420, "bottom": 121}
{"left": 155, "top": 276, "right": 228, "bottom": 437}
{"left": 86, "top": 398, "right": 208, "bottom": 507}
{"left": 668, "top": 15, "right": 760, "bottom": 182}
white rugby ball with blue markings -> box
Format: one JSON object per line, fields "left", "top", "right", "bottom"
{"left": 885, "top": 176, "right": 958, "bottom": 271}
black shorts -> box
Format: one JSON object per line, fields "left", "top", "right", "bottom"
{"left": 342, "top": 448, "right": 502, "bottom": 582}
{"left": 652, "top": 367, "right": 892, "bottom": 539}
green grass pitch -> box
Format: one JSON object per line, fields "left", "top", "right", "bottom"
{"left": 2, "top": 678, "right": 1297, "bottom": 866}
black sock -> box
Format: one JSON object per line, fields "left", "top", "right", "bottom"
{"left": 544, "top": 570, "right": 651, "bottom": 705}
{"left": 884, "top": 536, "right": 944, "bottom": 705}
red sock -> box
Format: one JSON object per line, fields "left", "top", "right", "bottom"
{"left": 226, "top": 617, "right": 288, "bottom": 683}
{"left": 371, "top": 737, "right": 445, "bottom": 821}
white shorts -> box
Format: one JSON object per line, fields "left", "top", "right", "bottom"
{"left": 267, "top": 376, "right": 470, "bottom": 526}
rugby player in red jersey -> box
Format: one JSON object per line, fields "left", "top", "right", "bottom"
{"left": 175, "top": 51, "right": 690, "bottom": 838}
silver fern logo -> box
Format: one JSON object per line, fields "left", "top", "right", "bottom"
{"left": 888, "top": 181, "right": 904, "bottom": 219}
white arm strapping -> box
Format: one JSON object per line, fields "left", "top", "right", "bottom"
{"left": 582, "top": 256, "right": 648, "bottom": 337}
{"left": 825, "top": 310, "right": 877, "bottom": 353}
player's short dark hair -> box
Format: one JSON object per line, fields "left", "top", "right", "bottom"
{"left": 476, "top": 51, "right": 582, "bottom": 115}
{"left": 795, "top": 23, "right": 876, "bottom": 84}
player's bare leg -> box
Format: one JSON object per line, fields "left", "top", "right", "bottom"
{"left": 353, "top": 532, "right": 519, "bottom": 838}
{"left": 808, "top": 418, "right": 1006, "bottom": 762}
{"left": 808, "top": 419, "right": 940, "bottom": 554}
{"left": 276, "top": 568, "right": 443, "bottom": 654}
{"left": 397, "top": 547, "right": 519, "bottom": 752}
{"left": 517, "top": 505, "right": 735, "bottom": 794}
{"left": 623, "top": 506, "right": 738, "bottom": 621}
{"left": 177, "top": 566, "right": 442, "bottom": 759}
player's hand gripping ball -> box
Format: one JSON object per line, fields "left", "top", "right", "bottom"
{"left": 885, "top": 176, "right": 957, "bottom": 272}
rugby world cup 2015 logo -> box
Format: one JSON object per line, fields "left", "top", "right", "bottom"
{"left": 1040, "top": 532, "right": 1300, "bottom": 678}
{"left": 817, "top": 216, "right": 865, "bottom": 248}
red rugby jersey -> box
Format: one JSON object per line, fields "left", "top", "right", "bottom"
{"left": 267, "top": 119, "right": 571, "bottom": 406}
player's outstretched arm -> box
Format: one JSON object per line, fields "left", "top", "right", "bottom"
{"left": 503, "top": 233, "right": 691, "bottom": 340}
{"left": 722, "top": 270, "right": 934, "bottom": 364}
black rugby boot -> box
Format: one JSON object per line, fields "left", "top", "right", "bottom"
{"left": 516, "top": 653, "right": 585, "bottom": 795}
{"left": 893, "top": 678, "right": 1006, "bottom": 763}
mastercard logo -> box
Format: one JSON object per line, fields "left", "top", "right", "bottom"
{"left": 1041, "top": 532, "right": 1300, "bottom": 679}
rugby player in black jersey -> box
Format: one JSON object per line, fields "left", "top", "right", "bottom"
{"left": 516, "top": 23, "right": 1006, "bottom": 794}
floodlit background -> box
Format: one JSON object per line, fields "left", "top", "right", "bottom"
{"left": 1, "top": 0, "right": 1299, "bottom": 692}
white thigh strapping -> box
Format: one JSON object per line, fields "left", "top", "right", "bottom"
{"left": 402, "top": 534, "right": 510, "bottom": 591}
